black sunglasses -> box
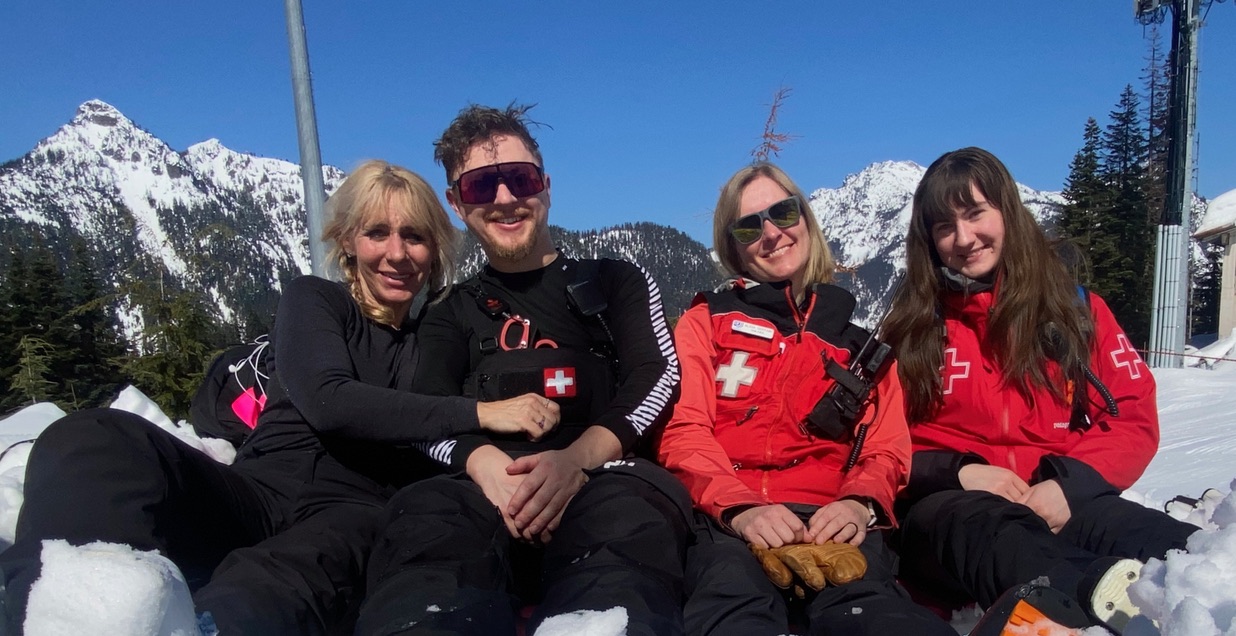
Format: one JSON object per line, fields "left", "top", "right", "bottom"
{"left": 451, "top": 162, "right": 546, "bottom": 205}
{"left": 729, "top": 196, "right": 803, "bottom": 244}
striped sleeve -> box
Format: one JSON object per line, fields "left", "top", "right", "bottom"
{"left": 593, "top": 261, "right": 681, "bottom": 452}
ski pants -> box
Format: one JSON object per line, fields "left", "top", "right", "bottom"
{"left": 895, "top": 489, "right": 1197, "bottom": 609}
{"left": 355, "top": 458, "right": 692, "bottom": 636}
{"left": 0, "top": 408, "right": 390, "bottom": 635}
{"left": 682, "top": 513, "right": 955, "bottom": 636}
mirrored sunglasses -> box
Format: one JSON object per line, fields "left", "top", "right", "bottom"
{"left": 452, "top": 162, "right": 546, "bottom": 205}
{"left": 729, "top": 196, "right": 803, "bottom": 244}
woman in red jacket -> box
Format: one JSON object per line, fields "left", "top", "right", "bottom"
{"left": 883, "top": 147, "right": 1196, "bottom": 634}
{"left": 660, "top": 162, "right": 954, "bottom": 635}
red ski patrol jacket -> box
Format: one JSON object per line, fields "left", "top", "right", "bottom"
{"left": 658, "top": 279, "right": 909, "bottom": 527}
{"left": 909, "top": 289, "right": 1159, "bottom": 492}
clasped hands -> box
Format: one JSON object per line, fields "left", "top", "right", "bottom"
{"left": 958, "top": 463, "right": 1072, "bottom": 533}
{"left": 466, "top": 444, "right": 588, "bottom": 544}
{"left": 732, "top": 501, "right": 870, "bottom": 597}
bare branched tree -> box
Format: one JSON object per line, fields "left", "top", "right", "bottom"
{"left": 751, "top": 86, "right": 800, "bottom": 162}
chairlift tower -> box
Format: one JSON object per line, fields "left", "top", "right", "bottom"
{"left": 1138, "top": 0, "right": 1203, "bottom": 368}
{"left": 284, "top": 0, "right": 328, "bottom": 277}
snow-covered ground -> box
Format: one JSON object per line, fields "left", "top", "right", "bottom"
{"left": 1, "top": 351, "right": 1235, "bottom": 635}
{"left": 1196, "top": 188, "right": 1236, "bottom": 238}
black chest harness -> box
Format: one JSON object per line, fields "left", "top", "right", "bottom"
{"left": 456, "top": 260, "right": 619, "bottom": 429}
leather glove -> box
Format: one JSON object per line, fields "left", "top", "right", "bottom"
{"left": 749, "top": 542, "right": 868, "bottom": 592}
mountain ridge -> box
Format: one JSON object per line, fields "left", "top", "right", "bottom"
{"left": 1, "top": 100, "right": 1065, "bottom": 340}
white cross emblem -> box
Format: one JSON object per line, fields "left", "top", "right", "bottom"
{"left": 716, "top": 351, "right": 758, "bottom": 398}
{"left": 545, "top": 368, "right": 576, "bottom": 396}
{"left": 943, "top": 347, "right": 970, "bottom": 395}
{"left": 1110, "top": 334, "right": 1146, "bottom": 380}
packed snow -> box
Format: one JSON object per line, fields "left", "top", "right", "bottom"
{"left": 2, "top": 347, "right": 1236, "bottom": 635}
{"left": 1196, "top": 188, "right": 1236, "bottom": 238}
{"left": 25, "top": 540, "right": 198, "bottom": 636}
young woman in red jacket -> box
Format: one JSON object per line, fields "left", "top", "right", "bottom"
{"left": 659, "top": 162, "right": 954, "bottom": 635}
{"left": 882, "top": 147, "right": 1197, "bottom": 634}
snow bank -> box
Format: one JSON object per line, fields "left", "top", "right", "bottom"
{"left": 0, "top": 387, "right": 233, "bottom": 551}
{"left": 25, "top": 540, "right": 198, "bottom": 636}
{"left": 1184, "top": 328, "right": 1236, "bottom": 369}
{"left": 1129, "top": 481, "right": 1236, "bottom": 635}
{"left": 535, "top": 607, "right": 628, "bottom": 636}
{"left": 1196, "top": 188, "right": 1236, "bottom": 237}
{"left": 0, "top": 403, "right": 63, "bottom": 547}
{"left": 109, "top": 386, "right": 236, "bottom": 464}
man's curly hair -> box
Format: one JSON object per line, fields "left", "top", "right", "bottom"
{"left": 433, "top": 102, "right": 545, "bottom": 183}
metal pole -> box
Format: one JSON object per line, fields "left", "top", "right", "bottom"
{"left": 1175, "top": 0, "right": 1200, "bottom": 356}
{"left": 284, "top": 0, "right": 328, "bottom": 277}
{"left": 1148, "top": 0, "right": 1200, "bottom": 367}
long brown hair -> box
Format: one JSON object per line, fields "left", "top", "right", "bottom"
{"left": 882, "top": 147, "right": 1092, "bottom": 422}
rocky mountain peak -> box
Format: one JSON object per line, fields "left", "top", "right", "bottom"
{"left": 73, "top": 99, "right": 127, "bottom": 128}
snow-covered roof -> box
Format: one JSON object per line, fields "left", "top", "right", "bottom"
{"left": 1195, "top": 188, "right": 1236, "bottom": 241}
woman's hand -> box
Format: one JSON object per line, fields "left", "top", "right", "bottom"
{"left": 959, "top": 464, "right": 1030, "bottom": 502}
{"left": 476, "top": 393, "right": 560, "bottom": 441}
{"left": 1018, "top": 479, "right": 1072, "bottom": 533}
{"left": 731, "top": 504, "right": 807, "bottom": 549}
{"left": 466, "top": 445, "right": 524, "bottom": 538}
{"left": 806, "top": 499, "right": 870, "bottom": 546}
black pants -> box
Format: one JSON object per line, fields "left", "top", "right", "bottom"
{"left": 682, "top": 514, "right": 955, "bottom": 636}
{"left": 356, "top": 458, "right": 692, "bottom": 636}
{"left": 896, "top": 489, "right": 1197, "bottom": 609}
{"left": 0, "top": 408, "right": 389, "bottom": 635}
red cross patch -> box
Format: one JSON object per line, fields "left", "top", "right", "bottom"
{"left": 544, "top": 367, "right": 577, "bottom": 397}
{"left": 942, "top": 347, "right": 970, "bottom": 395}
{"left": 1110, "top": 334, "right": 1146, "bottom": 381}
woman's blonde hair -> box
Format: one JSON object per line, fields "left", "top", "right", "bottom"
{"left": 321, "top": 160, "right": 459, "bottom": 324}
{"left": 711, "top": 161, "right": 835, "bottom": 287}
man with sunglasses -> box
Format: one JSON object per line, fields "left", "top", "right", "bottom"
{"left": 356, "top": 104, "right": 692, "bottom": 636}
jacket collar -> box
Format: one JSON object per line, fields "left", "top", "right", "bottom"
{"left": 711, "top": 277, "right": 856, "bottom": 339}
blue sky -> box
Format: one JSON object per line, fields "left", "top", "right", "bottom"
{"left": 2, "top": 1, "right": 1233, "bottom": 243}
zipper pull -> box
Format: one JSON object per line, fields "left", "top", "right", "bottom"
{"left": 737, "top": 406, "right": 758, "bottom": 425}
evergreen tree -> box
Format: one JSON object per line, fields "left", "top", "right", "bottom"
{"left": 0, "top": 242, "right": 26, "bottom": 412}
{"left": 1097, "top": 85, "right": 1154, "bottom": 347}
{"left": 9, "top": 335, "right": 56, "bottom": 408}
{"left": 121, "top": 268, "right": 228, "bottom": 420}
{"left": 1141, "top": 25, "right": 1171, "bottom": 221}
{"left": 58, "top": 237, "right": 128, "bottom": 406}
{"left": 1190, "top": 199, "right": 1223, "bottom": 337}
{"left": 0, "top": 236, "right": 71, "bottom": 414}
{"left": 1191, "top": 243, "right": 1222, "bottom": 337}
{"left": 1058, "top": 119, "right": 1119, "bottom": 295}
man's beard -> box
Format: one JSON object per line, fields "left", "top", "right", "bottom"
{"left": 491, "top": 234, "right": 537, "bottom": 263}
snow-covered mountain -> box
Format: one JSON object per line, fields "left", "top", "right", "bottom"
{"left": 0, "top": 101, "right": 1069, "bottom": 339}
{"left": 808, "top": 160, "right": 1065, "bottom": 326}
{"left": 0, "top": 100, "right": 347, "bottom": 341}
{"left": 0, "top": 101, "right": 724, "bottom": 338}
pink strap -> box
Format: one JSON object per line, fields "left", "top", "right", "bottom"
{"left": 230, "top": 387, "right": 266, "bottom": 429}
